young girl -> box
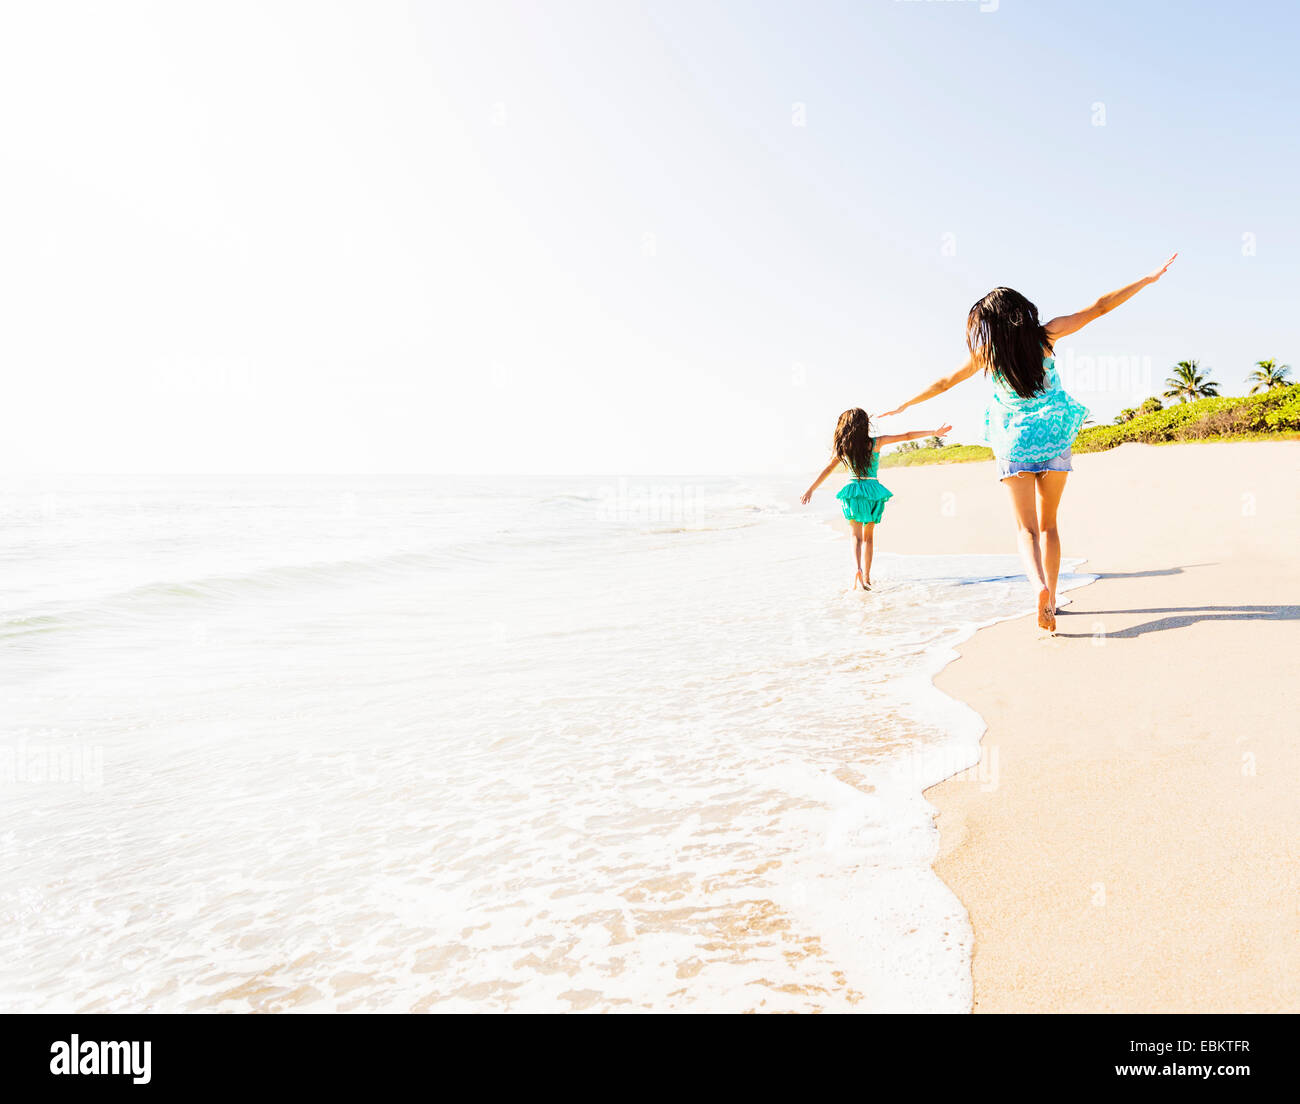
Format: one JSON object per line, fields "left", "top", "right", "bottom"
{"left": 801, "top": 408, "right": 952, "bottom": 590}
{"left": 879, "top": 254, "right": 1177, "bottom": 631}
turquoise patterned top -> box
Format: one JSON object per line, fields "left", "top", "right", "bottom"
{"left": 984, "top": 356, "right": 1089, "bottom": 463}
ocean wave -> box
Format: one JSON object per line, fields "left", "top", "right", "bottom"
{"left": 0, "top": 476, "right": 1092, "bottom": 1013}
{"left": 0, "top": 543, "right": 497, "bottom": 629}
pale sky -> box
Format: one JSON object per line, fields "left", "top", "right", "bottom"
{"left": 2, "top": 0, "right": 1296, "bottom": 474}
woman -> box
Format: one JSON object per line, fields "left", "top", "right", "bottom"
{"left": 880, "top": 254, "right": 1177, "bottom": 633}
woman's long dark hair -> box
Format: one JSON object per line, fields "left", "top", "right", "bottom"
{"left": 833, "top": 408, "right": 874, "bottom": 478}
{"left": 966, "top": 287, "right": 1054, "bottom": 399}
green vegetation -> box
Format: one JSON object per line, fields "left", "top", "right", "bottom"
{"left": 879, "top": 443, "right": 992, "bottom": 467}
{"left": 1074, "top": 383, "right": 1300, "bottom": 452}
{"left": 1163, "top": 359, "right": 1219, "bottom": 403}
{"left": 877, "top": 382, "right": 1299, "bottom": 468}
{"left": 1116, "top": 395, "right": 1165, "bottom": 423}
{"left": 1247, "top": 359, "right": 1292, "bottom": 394}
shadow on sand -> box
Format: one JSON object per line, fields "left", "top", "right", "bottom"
{"left": 1056, "top": 604, "right": 1299, "bottom": 639}
{"left": 1092, "top": 562, "right": 1217, "bottom": 580}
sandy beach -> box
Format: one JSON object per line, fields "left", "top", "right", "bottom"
{"left": 883, "top": 441, "right": 1300, "bottom": 1013}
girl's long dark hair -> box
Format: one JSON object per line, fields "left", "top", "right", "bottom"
{"left": 967, "top": 287, "right": 1053, "bottom": 399}
{"left": 833, "top": 408, "right": 874, "bottom": 478}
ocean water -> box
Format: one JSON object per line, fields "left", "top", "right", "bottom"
{"left": 0, "top": 474, "right": 1087, "bottom": 1013}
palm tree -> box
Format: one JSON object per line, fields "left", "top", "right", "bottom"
{"left": 1114, "top": 408, "right": 1137, "bottom": 424}
{"left": 925, "top": 435, "right": 945, "bottom": 448}
{"left": 1247, "top": 359, "right": 1292, "bottom": 394}
{"left": 1163, "top": 360, "right": 1219, "bottom": 404}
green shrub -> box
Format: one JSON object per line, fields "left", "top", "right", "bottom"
{"left": 1073, "top": 385, "right": 1300, "bottom": 452}
{"left": 1177, "top": 406, "right": 1258, "bottom": 439}
{"left": 1263, "top": 392, "right": 1300, "bottom": 430}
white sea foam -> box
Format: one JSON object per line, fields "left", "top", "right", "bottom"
{"left": 0, "top": 474, "right": 1092, "bottom": 1012}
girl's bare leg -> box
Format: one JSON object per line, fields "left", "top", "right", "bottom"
{"left": 1003, "top": 474, "right": 1053, "bottom": 630}
{"left": 850, "top": 522, "right": 865, "bottom": 587}
{"left": 861, "top": 522, "right": 875, "bottom": 587}
{"left": 1035, "top": 472, "right": 1069, "bottom": 610}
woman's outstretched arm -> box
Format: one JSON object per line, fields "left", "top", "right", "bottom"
{"left": 1044, "top": 253, "right": 1177, "bottom": 340}
{"left": 878, "top": 358, "right": 979, "bottom": 418}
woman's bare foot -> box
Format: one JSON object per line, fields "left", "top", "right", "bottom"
{"left": 853, "top": 570, "right": 866, "bottom": 591}
{"left": 1036, "top": 587, "right": 1056, "bottom": 633}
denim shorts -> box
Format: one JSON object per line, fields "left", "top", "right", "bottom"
{"left": 996, "top": 447, "right": 1073, "bottom": 481}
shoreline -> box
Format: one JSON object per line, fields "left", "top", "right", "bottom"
{"left": 882, "top": 441, "right": 1300, "bottom": 1013}
{"left": 761, "top": 538, "right": 1090, "bottom": 1013}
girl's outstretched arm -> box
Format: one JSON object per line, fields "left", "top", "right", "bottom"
{"left": 878, "top": 360, "right": 979, "bottom": 418}
{"left": 875, "top": 423, "right": 953, "bottom": 446}
{"left": 1044, "top": 253, "right": 1177, "bottom": 340}
{"left": 800, "top": 455, "right": 842, "bottom": 505}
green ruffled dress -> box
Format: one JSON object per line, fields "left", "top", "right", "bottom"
{"left": 834, "top": 443, "right": 893, "bottom": 524}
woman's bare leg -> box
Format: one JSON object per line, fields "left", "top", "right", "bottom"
{"left": 1035, "top": 472, "right": 1069, "bottom": 610}
{"left": 850, "top": 521, "right": 865, "bottom": 587}
{"left": 1003, "top": 474, "right": 1053, "bottom": 630}
{"left": 861, "top": 522, "right": 875, "bottom": 587}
